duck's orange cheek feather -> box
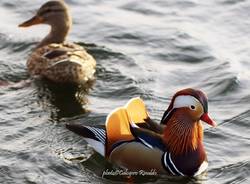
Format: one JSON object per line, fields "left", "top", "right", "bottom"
{"left": 162, "top": 109, "right": 204, "bottom": 155}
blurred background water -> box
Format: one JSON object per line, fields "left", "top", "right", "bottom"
{"left": 0, "top": 0, "right": 250, "bottom": 183}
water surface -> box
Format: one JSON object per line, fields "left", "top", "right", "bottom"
{"left": 0, "top": 0, "right": 250, "bottom": 183}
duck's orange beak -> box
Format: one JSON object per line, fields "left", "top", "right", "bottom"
{"left": 200, "top": 113, "right": 217, "bottom": 127}
{"left": 19, "top": 15, "right": 44, "bottom": 27}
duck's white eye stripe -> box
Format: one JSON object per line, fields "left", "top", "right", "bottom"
{"left": 173, "top": 95, "right": 199, "bottom": 109}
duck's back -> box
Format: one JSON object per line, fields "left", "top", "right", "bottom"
{"left": 27, "top": 43, "right": 96, "bottom": 84}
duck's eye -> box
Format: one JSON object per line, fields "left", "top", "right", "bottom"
{"left": 190, "top": 105, "right": 196, "bottom": 110}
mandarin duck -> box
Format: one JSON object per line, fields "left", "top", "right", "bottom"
{"left": 66, "top": 88, "right": 216, "bottom": 176}
{"left": 19, "top": 0, "right": 96, "bottom": 84}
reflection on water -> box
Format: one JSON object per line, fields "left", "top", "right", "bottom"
{"left": 35, "top": 79, "right": 95, "bottom": 120}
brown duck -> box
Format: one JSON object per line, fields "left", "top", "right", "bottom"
{"left": 19, "top": 0, "right": 96, "bottom": 84}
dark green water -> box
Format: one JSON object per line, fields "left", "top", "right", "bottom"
{"left": 0, "top": 0, "right": 250, "bottom": 183}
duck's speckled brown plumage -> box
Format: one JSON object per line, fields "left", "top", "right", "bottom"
{"left": 27, "top": 43, "right": 96, "bottom": 84}
{"left": 19, "top": 0, "right": 96, "bottom": 84}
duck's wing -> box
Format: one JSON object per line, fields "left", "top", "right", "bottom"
{"left": 130, "top": 126, "right": 165, "bottom": 151}
{"left": 43, "top": 43, "right": 95, "bottom": 68}
{"left": 105, "top": 107, "right": 135, "bottom": 156}
{"left": 125, "top": 97, "right": 148, "bottom": 124}
{"left": 66, "top": 107, "right": 135, "bottom": 158}
{"left": 28, "top": 43, "right": 96, "bottom": 83}
{"left": 125, "top": 97, "right": 164, "bottom": 133}
{"left": 42, "top": 47, "right": 68, "bottom": 60}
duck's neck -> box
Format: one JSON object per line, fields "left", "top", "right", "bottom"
{"left": 163, "top": 114, "right": 204, "bottom": 156}
{"left": 36, "top": 22, "right": 70, "bottom": 49}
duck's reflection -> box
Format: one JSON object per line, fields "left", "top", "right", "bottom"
{"left": 35, "top": 78, "right": 95, "bottom": 120}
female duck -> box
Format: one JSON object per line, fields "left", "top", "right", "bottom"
{"left": 19, "top": 0, "right": 96, "bottom": 84}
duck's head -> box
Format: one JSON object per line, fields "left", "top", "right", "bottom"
{"left": 161, "top": 88, "right": 216, "bottom": 155}
{"left": 19, "top": 0, "right": 71, "bottom": 30}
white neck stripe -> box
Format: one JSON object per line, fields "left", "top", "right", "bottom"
{"left": 169, "top": 153, "right": 185, "bottom": 176}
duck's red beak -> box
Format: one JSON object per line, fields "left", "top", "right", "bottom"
{"left": 200, "top": 113, "right": 217, "bottom": 127}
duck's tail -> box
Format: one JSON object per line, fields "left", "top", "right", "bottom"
{"left": 66, "top": 124, "right": 106, "bottom": 156}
